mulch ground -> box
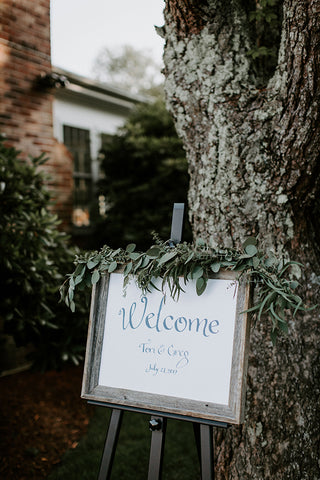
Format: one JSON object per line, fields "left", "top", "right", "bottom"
{"left": 0, "top": 364, "right": 94, "bottom": 479}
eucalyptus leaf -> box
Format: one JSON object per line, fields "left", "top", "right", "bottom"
{"left": 191, "top": 265, "right": 204, "bottom": 279}
{"left": 124, "top": 262, "right": 133, "bottom": 275}
{"left": 270, "top": 329, "right": 277, "bottom": 346}
{"left": 278, "top": 321, "right": 289, "bottom": 334}
{"left": 129, "top": 252, "right": 140, "bottom": 261}
{"left": 74, "top": 273, "right": 84, "bottom": 286}
{"left": 108, "top": 261, "right": 118, "bottom": 273}
{"left": 61, "top": 234, "right": 313, "bottom": 346}
{"left": 265, "top": 256, "right": 276, "bottom": 268}
{"left": 91, "top": 270, "right": 100, "bottom": 284}
{"left": 196, "top": 277, "right": 207, "bottom": 295}
{"left": 140, "top": 257, "right": 150, "bottom": 268}
{"left": 87, "top": 258, "right": 100, "bottom": 269}
{"left": 196, "top": 238, "right": 206, "bottom": 247}
{"left": 245, "top": 244, "right": 258, "bottom": 257}
{"left": 243, "top": 237, "right": 257, "bottom": 249}
{"left": 210, "top": 262, "right": 221, "bottom": 273}
{"left": 74, "top": 263, "right": 86, "bottom": 276}
{"left": 158, "top": 251, "right": 177, "bottom": 265}
{"left": 290, "top": 280, "right": 299, "bottom": 290}
{"left": 146, "top": 247, "right": 161, "bottom": 258}
{"left": 252, "top": 257, "right": 260, "bottom": 268}
{"left": 185, "top": 252, "right": 194, "bottom": 264}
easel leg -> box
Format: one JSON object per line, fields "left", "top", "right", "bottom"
{"left": 98, "top": 408, "right": 124, "bottom": 480}
{"left": 147, "top": 416, "right": 167, "bottom": 480}
{"left": 200, "top": 424, "right": 215, "bottom": 480}
{"left": 193, "top": 423, "right": 202, "bottom": 470}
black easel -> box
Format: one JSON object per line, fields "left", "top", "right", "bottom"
{"left": 94, "top": 203, "right": 230, "bottom": 480}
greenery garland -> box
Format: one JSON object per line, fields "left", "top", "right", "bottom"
{"left": 60, "top": 235, "right": 312, "bottom": 345}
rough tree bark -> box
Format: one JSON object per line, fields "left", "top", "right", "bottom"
{"left": 162, "top": 1, "right": 320, "bottom": 478}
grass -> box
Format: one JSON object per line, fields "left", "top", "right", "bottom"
{"left": 47, "top": 406, "right": 201, "bottom": 479}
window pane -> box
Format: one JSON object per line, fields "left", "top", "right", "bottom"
{"left": 63, "top": 125, "right": 92, "bottom": 226}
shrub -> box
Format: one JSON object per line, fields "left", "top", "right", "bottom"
{"left": 0, "top": 135, "right": 89, "bottom": 370}
{"left": 93, "top": 99, "right": 192, "bottom": 251}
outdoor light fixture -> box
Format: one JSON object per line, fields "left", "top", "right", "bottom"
{"left": 36, "top": 72, "right": 69, "bottom": 90}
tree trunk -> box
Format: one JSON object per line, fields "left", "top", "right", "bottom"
{"left": 163, "top": 1, "right": 320, "bottom": 478}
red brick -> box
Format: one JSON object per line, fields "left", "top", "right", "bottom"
{"left": 0, "top": 0, "right": 73, "bottom": 229}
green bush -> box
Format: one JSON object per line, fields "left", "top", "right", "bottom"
{"left": 93, "top": 99, "right": 192, "bottom": 251}
{"left": 0, "top": 135, "right": 89, "bottom": 370}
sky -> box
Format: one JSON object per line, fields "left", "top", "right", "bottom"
{"left": 50, "top": 0, "right": 165, "bottom": 79}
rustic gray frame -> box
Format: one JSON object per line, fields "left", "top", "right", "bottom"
{"left": 81, "top": 270, "right": 251, "bottom": 425}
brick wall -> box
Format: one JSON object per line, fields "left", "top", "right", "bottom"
{"left": 0, "top": 0, "right": 73, "bottom": 230}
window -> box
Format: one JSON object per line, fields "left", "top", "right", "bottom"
{"left": 63, "top": 125, "right": 92, "bottom": 227}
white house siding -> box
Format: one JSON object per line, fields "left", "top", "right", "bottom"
{"left": 53, "top": 97, "right": 128, "bottom": 182}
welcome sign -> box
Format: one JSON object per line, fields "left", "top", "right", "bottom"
{"left": 81, "top": 270, "right": 250, "bottom": 424}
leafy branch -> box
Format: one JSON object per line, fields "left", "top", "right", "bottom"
{"left": 60, "top": 235, "right": 313, "bottom": 344}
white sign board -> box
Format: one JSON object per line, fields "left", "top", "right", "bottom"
{"left": 81, "top": 270, "right": 250, "bottom": 424}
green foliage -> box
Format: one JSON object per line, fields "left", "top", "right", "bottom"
{"left": 60, "top": 235, "right": 313, "bottom": 345}
{"left": 92, "top": 44, "right": 164, "bottom": 96}
{"left": 93, "top": 100, "right": 191, "bottom": 251}
{"left": 247, "top": 0, "right": 283, "bottom": 85}
{"left": 0, "top": 136, "right": 88, "bottom": 370}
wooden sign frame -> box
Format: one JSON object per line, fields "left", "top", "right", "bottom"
{"left": 81, "top": 270, "right": 251, "bottom": 425}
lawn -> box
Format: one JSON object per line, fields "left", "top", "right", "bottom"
{"left": 47, "top": 406, "right": 201, "bottom": 479}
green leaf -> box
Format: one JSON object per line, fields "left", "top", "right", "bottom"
{"left": 108, "top": 261, "right": 118, "bottom": 273}
{"left": 158, "top": 251, "right": 177, "bottom": 265}
{"left": 124, "top": 262, "right": 133, "bottom": 275}
{"left": 91, "top": 270, "right": 100, "bottom": 284}
{"left": 185, "top": 252, "right": 194, "bottom": 264}
{"left": 245, "top": 244, "right": 258, "bottom": 257}
{"left": 196, "top": 277, "right": 207, "bottom": 295}
{"left": 74, "top": 273, "right": 84, "bottom": 285}
{"left": 278, "top": 321, "right": 289, "bottom": 334}
{"left": 252, "top": 256, "right": 260, "bottom": 268}
{"left": 140, "top": 256, "right": 150, "bottom": 268}
{"left": 191, "top": 265, "right": 204, "bottom": 279}
{"left": 196, "top": 238, "right": 206, "bottom": 247}
{"left": 210, "top": 262, "right": 220, "bottom": 273}
{"left": 129, "top": 252, "right": 140, "bottom": 261}
{"left": 146, "top": 247, "right": 161, "bottom": 258}
{"left": 243, "top": 237, "right": 257, "bottom": 249}
{"left": 126, "top": 243, "right": 136, "bottom": 253}
{"left": 87, "top": 258, "right": 100, "bottom": 269}
{"left": 74, "top": 263, "right": 86, "bottom": 276}
{"left": 270, "top": 329, "right": 277, "bottom": 346}
{"left": 279, "top": 261, "right": 303, "bottom": 277}
{"left": 264, "top": 256, "right": 276, "bottom": 268}
{"left": 290, "top": 280, "right": 299, "bottom": 290}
